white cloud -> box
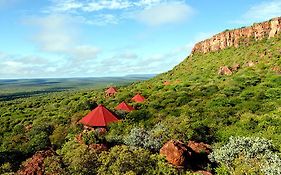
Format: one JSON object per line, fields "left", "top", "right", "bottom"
{"left": 48, "top": 0, "right": 133, "bottom": 13}
{"left": 95, "top": 31, "right": 213, "bottom": 75}
{"left": 82, "top": 0, "right": 132, "bottom": 12}
{"left": 80, "top": 14, "right": 119, "bottom": 26}
{"left": 45, "top": 0, "right": 194, "bottom": 26}
{"left": 23, "top": 14, "right": 101, "bottom": 61}
{"left": 93, "top": 45, "right": 189, "bottom": 75}
{"left": 49, "top": 0, "right": 83, "bottom": 12}
{"left": 72, "top": 45, "right": 100, "bottom": 61}
{"left": 0, "top": 53, "right": 65, "bottom": 78}
{"left": 136, "top": 3, "right": 194, "bottom": 26}
{"left": 136, "top": 0, "right": 162, "bottom": 8}
{"left": 0, "top": 30, "right": 205, "bottom": 78}
{"left": 109, "top": 51, "right": 139, "bottom": 60}
{"left": 232, "top": 0, "right": 281, "bottom": 24}
{"left": 25, "top": 14, "right": 78, "bottom": 53}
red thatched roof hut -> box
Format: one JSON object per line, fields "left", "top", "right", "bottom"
{"left": 105, "top": 87, "right": 117, "bottom": 96}
{"left": 116, "top": 101, "right": 135, "bottom": 112}
{"left": 79, "top": 105, "right": 119, "bottom": 127}
{"left": 131, "top": 94, "right": 145, "bottom": 103}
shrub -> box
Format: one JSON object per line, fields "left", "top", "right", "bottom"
{"left": 124, "top": 124, "right": 169, "bottom": 152}
{"left": 126, "top": 110, "right": 152, "bottom": 122}
{"left": 27, "top": 132, "right": 51, "bottom": 153}
{"left": 59, "top": 140, "right": 99, "bottom": 175}
{"left": 209, "top": 136, "right": 281, "bottom": 175}
{"left": 97, "top": 145, "right": 154, "bottom": 175}
{"left": 44, "top": 156, "right": 66, "bottom": 175}
{"left": 124, "top": 127, "right": 148, "bottom": 148}
{"left": 190, "top": 123, "right": 217, "bottom": 144}
{"left": 49, "top": 125, "right": 68, "bottom": 148}
{"left": 82, "top": 130, "right": 106, "bottom": 145}
{"left": 0, "top": 162, "right": 13, "bottom": 175}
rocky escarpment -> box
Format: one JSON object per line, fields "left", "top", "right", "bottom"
{"left": 192, "top": 17, "right": 281, "bottom": 54}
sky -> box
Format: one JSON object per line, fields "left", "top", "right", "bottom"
{"left": 0, "top": 0, "right": 281, "bottom": 79}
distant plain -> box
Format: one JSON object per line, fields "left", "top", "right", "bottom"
{"left": 0, "top": 75, "right": 155, "bottom": 101}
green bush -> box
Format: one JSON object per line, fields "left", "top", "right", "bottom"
{"left": 97, "top": 145, "right": 156, "bottom": 175}
{"left": 209, "top": 136, "right": 281, "bottom": 175}
{"left": 124, "top": 124, "right": 169, "bottom": 152}
{"left": 44, "top": 156, "right": 66, "bottom": 175}
{"left": 59, "top": 140, "right": 99, "bottom": 175}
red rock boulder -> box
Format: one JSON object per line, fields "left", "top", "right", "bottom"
{"left": 160, "top": 140, "right": 189, "bottom": 167}
{"left": 160, "top": 140, "right": 212, "bottom": 171}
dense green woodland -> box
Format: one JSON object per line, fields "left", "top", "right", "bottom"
{"left": 1, "top": 35, "right": 281, "bottom": 174}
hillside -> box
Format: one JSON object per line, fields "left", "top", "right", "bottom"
{"left": 1, "top": 18, "right": 281, "bottom": 175}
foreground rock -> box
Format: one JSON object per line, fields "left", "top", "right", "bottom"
{"left": 160, "top": 140, "right": 188, "bottom": 167}
{"left": 160, "top": 140, "right": 212, "bottom": 171}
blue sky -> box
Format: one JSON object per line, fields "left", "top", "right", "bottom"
{"left": 0, "top": 0, "right": 281, "bottom": 78}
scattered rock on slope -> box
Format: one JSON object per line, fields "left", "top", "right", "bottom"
{"left": 218, "top": 66, "right": 232, "bottom": 75}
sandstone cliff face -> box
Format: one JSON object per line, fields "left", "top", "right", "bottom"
{"left": 192, "top": 17, "right": 281, "bottom": 54}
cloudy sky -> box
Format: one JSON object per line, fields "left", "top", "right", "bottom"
{"left": 0, "top": 0, "right": 281, "bottom": 78}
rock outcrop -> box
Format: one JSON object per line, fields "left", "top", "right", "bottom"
{"left": 160, "top": 140, "right": 212, "bottom": 171}
{"left": 192, "top": 17, "right": 281, "bottom": 54}
{"left": 160, "top": 140, "right": 188, "bottom": 167}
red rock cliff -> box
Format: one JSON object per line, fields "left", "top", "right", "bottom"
{"left": 192, "top": 17, "right": 281, "bottom": 54}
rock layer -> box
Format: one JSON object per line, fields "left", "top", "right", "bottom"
{"left": 192, "top": 17, "right": 281, "bottom": 54}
